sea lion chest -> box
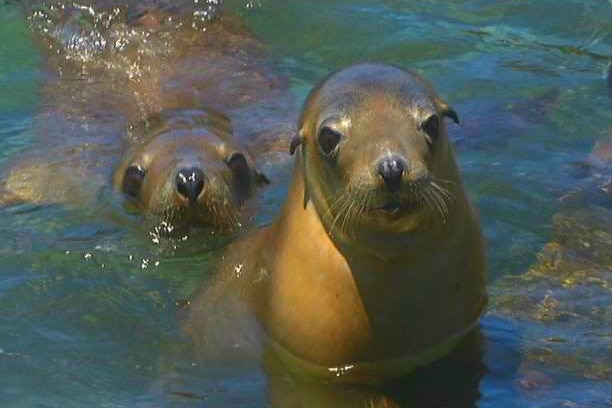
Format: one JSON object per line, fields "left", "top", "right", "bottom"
{"left": 255, "top": 205, "right": 484, "bottom": 367}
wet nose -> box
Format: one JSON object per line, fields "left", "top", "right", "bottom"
{"left": 176, "top": 167, "right": 205, "bottom": 205}
{"left": 377, "top": 155, "right": 406, "bottom": 191}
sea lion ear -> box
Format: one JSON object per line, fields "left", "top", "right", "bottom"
{"left": 441, "top": 106, "right": 460, "bottom": 125}
{"left": 255, "top": 170, "right": 270, "bottom": 185}
{"left": 290, "top": 131, "right": 305, "bottom": 155}
{"left": 228, "top": 151, "right": 270, "bottom": 186}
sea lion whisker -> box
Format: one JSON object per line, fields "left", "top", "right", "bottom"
{"left": 323, "top": 189, "right": 349, "bottom": 224}
{"left": 210, "top": 190, "right": 234, "bottom": 231}
{"left": 421, "top": 185, "right": 442, "bottom": 222}
{"left": 328, "top": 191, "right": 352, "bottom": 233}
{"left": 337, "top": 194, "right": 356, "bottom": 234}
{"left": 207, "top": 199, "right": 217, "bottom": 227}
{"left": 346, "top": 194, "right": 365, "bottom": 234}
{"left": 419, "top": 186, "right": 435, "bottom": 216}
{"left": 430, "top": 181, "right": 452, "bottom": 217}
{"left": 355, "top": 190, "right": 371, "bottom": 222}
{"left": 224, "top": 202, "right": 240, "bottom": 230}
{"left": 427, "top": 182, "right": 448, "bottom": 213}
{"left": 430, "top": 180, "right": 454, "bottom": 202}
{"left": 349, "top": 187, "right": 373, "bottom": 234}
{"left": 425, "top": 184, "right": 449, "bottom": 223}
{"left": 336, "top": 192, "right": 357, "bottom": 234}
{"left": 353, "top": 190, "right": 373, "bottom": 233}
{"left": 216, "top": 188, "right": 240, "bottom": 230}
{"left": 217, "top": 203, "right": 229, "bottom": 233}
{"left": 434, "top": 177, "right": 456, "bottom": 186}
{"left": 427, "top": 185, "right": 446, "bottom": 220}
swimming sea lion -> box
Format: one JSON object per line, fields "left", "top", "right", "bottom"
{"left": 186, "top": 63, "right": 487, "bottom": 383}
{"left": 113, "top": 108, "right": 268, "bottom": 229}
{"left": 1, "top": 3, "right": 294, "bottom": 229}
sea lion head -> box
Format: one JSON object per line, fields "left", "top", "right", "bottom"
{"left": 114, "top": 109, "right": 268, "bottom": 229}
{"left": 292, "top": 63, "right": 462, "bottom": 236}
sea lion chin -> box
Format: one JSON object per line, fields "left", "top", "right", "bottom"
{"left": 186, "top": 63, "right": 487, "bottom": 383}
{"left": 113, "top": 108, "right": 269, "bottom": 230}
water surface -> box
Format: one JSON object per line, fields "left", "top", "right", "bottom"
{"left": 0, "top": 1, "right": 611, "bottom": 407}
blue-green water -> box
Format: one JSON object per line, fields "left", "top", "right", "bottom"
{"left": 0, "top": 1, "right": 611, "bottom": 407}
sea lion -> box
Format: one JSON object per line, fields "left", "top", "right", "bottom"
{"left": 1, "top": 2, "right": 294, "bottom": 229}
{"left": 113, "top": 108, "right": 268, "bottom": 229}
{"left": 186, "top": 63, "right": 487, "bottom": 383}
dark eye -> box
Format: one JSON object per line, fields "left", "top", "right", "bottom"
{"left": 227, "top": 152, "right": 250, "bottom": 179}
{"left": 123, "top": 165, "right": 146, "bottom": 198}
{"left": 318, "top": 126, "right": 342, "bottom": 156}
{"left": 421, "top": 114, "right": 440, "bottom": 144}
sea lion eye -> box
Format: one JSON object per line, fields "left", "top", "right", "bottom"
{"left": 227, "top": 152, "right": 250, "bottom": 178}
{"left": 420, "top": 114, "right": 440, "bottom": 144}
{"left": 123, "top": 165, "right": 146, "bottom": 198}
{"left": 318, "top": 126, "right": 342, "bottom": 156}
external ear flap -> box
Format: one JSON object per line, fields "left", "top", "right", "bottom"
{"left": 442, "top": 107, "right": 460, "bottom": 125}
{"left": 289, "top": 134, "right": 305, "bottom": 155}
{"left": 228, "top": 151, "right": 270, "bottom": 186}
{"left": 255, "top": 170, "right": 270, "bottom": 185}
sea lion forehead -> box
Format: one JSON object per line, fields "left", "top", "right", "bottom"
{"left": 135, "top": 129, "right": 230, "bottom": 164}
{"left": 139, "top": 108, "right": 233, "bottom": 141}
{"left": 327, "top": 64, "right": 430, "bottom": 91}
{"left": 313, "top": 64, "right": 441, "bottom": 119}
{"left": 161, "top": 127, "right": 227, "bottom": 143}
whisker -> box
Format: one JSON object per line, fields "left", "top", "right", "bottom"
{"left": 430, "top": 180, "right": 454, "bottom": 202}
{"left": 340, "top": 199, "right": 358, "bottom": 234}
{"left": 422, "top": 182, "right": 450, "bottom": 224}
{"left": 329, "top": 191, "right": 351, "bottom": 234}
{"left": 421, "top": 186, "right": 436, "bottom": 217}
{"left": 322, "top": 189, "right": 348, "bottom": 225}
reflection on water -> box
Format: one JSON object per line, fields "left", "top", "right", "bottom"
{"left": 0, "top": 0, "right": 611, "bottom": 407}
{"left": 152, "top": 329, "right": 487, "bottom": 407}
{"left": 263, "top": 330, "right": 486, "bottom": 408}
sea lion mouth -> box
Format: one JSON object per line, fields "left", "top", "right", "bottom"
{"left": 372, "top": 199, "right": 421, "bottom": 216}
{"left": 159, "top": 202, "right": 239, "bottom": 231}
{"left": 146, "top": 180, "right": 241, "bottom": 230}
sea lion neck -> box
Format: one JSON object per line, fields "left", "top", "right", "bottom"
{"left": 271, "top": 159, "right": 341, "bottom": 255}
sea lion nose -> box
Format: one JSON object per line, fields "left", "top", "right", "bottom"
{"left": 378, "top": 155, "right": 406, "bottom": 191}
{"left": 176, "top": 167, "right": 205, "bottom": 205}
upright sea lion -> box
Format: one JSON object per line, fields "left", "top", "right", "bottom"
{"left": 186, "top": 63, "right": 487, "bottom": 383}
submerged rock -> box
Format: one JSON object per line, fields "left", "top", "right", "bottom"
{"left": 491, "top": 153, "right": 612, "bottom": 385}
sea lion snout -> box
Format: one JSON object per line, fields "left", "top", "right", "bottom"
{"left": 175, "top": 167, "right": 206, "bottom": 206}
{"left": 377, "top": 154, "right": 407, "bottom": 192}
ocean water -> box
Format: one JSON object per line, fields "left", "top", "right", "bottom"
{"left": 0, "top": 1, "right": 610, "bottom": 407}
